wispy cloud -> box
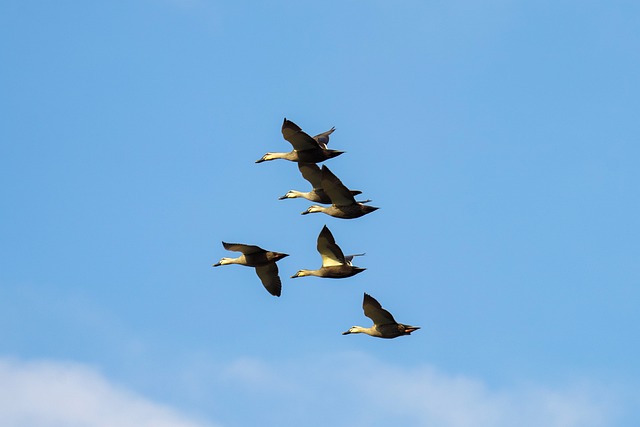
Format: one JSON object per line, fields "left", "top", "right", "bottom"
{"left": 0, "top": 354, "right": 622, "bottom": 427}
{"left": 347, "top": 357, "right": 614, "bottom": 427}
{"left": 0, "top": 358, "right": 219, "bottom": 427}
{"left": 210, "top": 352, "right": 619, "bottom": 427}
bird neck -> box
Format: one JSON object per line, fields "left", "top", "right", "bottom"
{"left": 284, "top": 190, "right": 306, "bottom": 199}
{"left": 218, "top": 257, "right": 241, "bottom": 265}
{"left": 305, "top": 205, "right": 325, "bottom": 214}
{"left": 263, "top": 152, "right": 289, "bottom": 161}
{"left": 296, "top": 269, "right": 321, "bottom": 277}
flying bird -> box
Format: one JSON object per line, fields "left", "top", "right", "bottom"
{"left": 342, "top": 293, "right": 420, "bottom": 339}
{"left": 212, "top": 242, "right": 288, "bottom": 297}
{"left": 279, "top": 162, "right": 364, "bottom": 204}
{"left": 255, "top": 118, "right": 344, "bottom": 164}
{"left": 291, "top": 225, "right": 366, "bottom": 279}
{"left": 301, "top": 165, "right": 379, "bottom": 219}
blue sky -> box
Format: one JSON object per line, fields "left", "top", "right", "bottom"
{"left": 1, "top": 0, "right": 639, "bottom": 426}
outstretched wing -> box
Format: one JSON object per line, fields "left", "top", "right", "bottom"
{"left": 345, "top": 253, "right": 365, "bottom": 266}
{"left": 312, "top": 127, "right": 335, "bottom": 149}
{"left": 255, "top": 263, "right": 282, "bottom": 297}
{"left": 222, "top": 242, "right": 265, "bottom": 255}
{"left": 317, "top": 225, "right": 346, "bottom": 267}
{"left": 281, "top": 119, "right": 322, "bottom": 151}
{"left": 321, "top": 166, "right": 357, "bottom": 206}
{"left": 363, "top": 293, "right": 398, "bottom": 326}
{"left": 298, "top": 163, "right": 323, "bottom": 190}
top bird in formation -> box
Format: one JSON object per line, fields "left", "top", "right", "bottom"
{"left": 256, "top": 118, "right": 345, "bottom": 164}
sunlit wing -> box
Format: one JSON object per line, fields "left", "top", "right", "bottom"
{"left": 255, "top": 263, "right": 282, "bottom": 297}
{"left": 321, "top": 166, "right": 357, "bottom": 206}
{"left": 317, "top": 225, "right": 346, "bottom": 267}
{"left": 363, "top": 293, "right": 398, "bottom": 326}
{"left": 281, "top": 119, "right": 322, "bottom": 151}
{"left": 298, "top": 163, "right": 323, "bottom": 190}
{"left": 222, "top": 242, "right": 264, "bottom": 255}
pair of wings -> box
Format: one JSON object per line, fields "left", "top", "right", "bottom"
{"left": 298, "top": 163, "right": 361, "bottom": 204}
{"left": 281, "top": 119, "right": 335, "bottom": 152}
{"left": 221, "top": 242, "right": 282, "bottom": 297}
{"left": 316, "top": 225, "right": 363, "bottom": 268}
{"left": 306, "top": 165, "right": 357, "bottom": 206}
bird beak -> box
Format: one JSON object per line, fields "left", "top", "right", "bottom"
{"left": 290, "top": 273, "right": 299, "bottom": 278}
{"left": 255, "top": 156, "right": 266, "bottom": 163}
{"left": 212, "top": 262, "right": 221, "bottom": 267}
{"left": 405, "top": 326, "right": 421, "bottom": 333}
{"left": 278, "top": 194, "right": 288, "bottom": 200}
{"left": 342, "top": 330, "right": 351, "bottom": 335}
{"left": 301, "top": 210, "right": 310, "bottom": 215}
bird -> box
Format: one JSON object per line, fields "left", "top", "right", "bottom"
{"left": 291, "top": 225, "right": 366, "bottom": 279}
{"left": 342, "top": 293, "right": 420, "bottom": 338}
{"left": 301, "top": 165, "right": 379, "bottom": 219}
{"left": 255, "top": 118, "right": 344, "bottom": 164}
{"left": 212, "top": 242, "right": 288, "bottom": 297}
{"left": 278, "top": 162, "right": 364, "bottom": 204}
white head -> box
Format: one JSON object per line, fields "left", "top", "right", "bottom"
{"left": 255, "top": 152, "right": 286, "bottom": 163}
{"left": 290, "top": 269, "right": 312, "bottom": 278}
{"left": 212, "top": 257, "right": 235, "bottom": 267}
{"left": 301, "top": 205, "right": 325, "bottom": 215}
{"left": 342, "top": 326, "right": 365, "bottom": 335}
{"left": 279, "top": 190, "right": 303, "bottom": 200}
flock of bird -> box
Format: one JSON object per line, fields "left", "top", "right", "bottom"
{"left": 213, "top": 118, "right": 419, "bottom": 339}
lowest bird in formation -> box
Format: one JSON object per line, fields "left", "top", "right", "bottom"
{"left": 213, "top": 242, "right": 288, "bottom": 297}
{"left": 301, "top": 165, "right": 379, "bottom": 219}
{"left": 291, "top": 225, "right": 366, "bottom": 279}
{"left": 255, "top": 118, "right": 344, "bottom": 164}
{"left": 343, "top": 293, "right": 421, "bottom": 339}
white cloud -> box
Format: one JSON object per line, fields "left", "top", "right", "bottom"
{"left": 350, "top": 360, "right": 614, "bottom": 427}
{"left": 0, "top": 354, "right": 621, "bottom": 427}
{"left": 0, "top": 358, "right": 219, "bottom": 427}
{"left": 211, "top": 352, "right": 619, "bottom": 427}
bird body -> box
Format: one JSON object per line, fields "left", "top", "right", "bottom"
{"left": 256, "top": 119, "right": 344, "bottom": 164}
{"left": 342, "top": 293, "right": 420, "bottom": 339}
{"left": 213, "top": 242, "right": 288, "bottom": 297}
{"left": 292, "top": 264, "right": 366, "bottom": 279}
{"left": 303, "top": 203, "right": 379, "bottom": 219}
{"left": 291, "top": 225, "right": 365, "bottom": 279}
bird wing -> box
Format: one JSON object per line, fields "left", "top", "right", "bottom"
{"left": 281, "top": 119, "right": 322, "bottom": 151}
{"left": 222, "top": 242, "right": 264, "bottom": 255}
{"left": 363, "top": 293, "right": 398, "bottom": 326}
{"left": 255, "top": 263, "right": 282, "bottom": 297}
{"left": 321, "top": 166, "right": 357, "bottom": 206}
{"left": 312, "top": 127, "right": 335, "bottom": 149}
{"left": 298, "top": 163, "right": 323, "bottom": 190}
{"left": 317, "top": 225, "right": 346, "bottom": 267}
{"left": 344, "top": 253, "right": 365, "bottom": 266}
